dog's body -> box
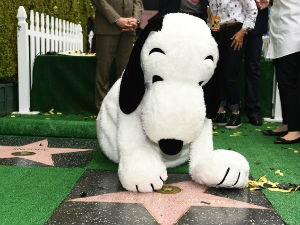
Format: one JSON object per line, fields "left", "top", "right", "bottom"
{"left": 97, "top": 13, "right": 249, "bottom": 192}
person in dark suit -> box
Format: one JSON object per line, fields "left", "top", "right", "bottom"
{"left": 243, "top": 8, "right": 268, "bottom": 126}
{"left": 91, "top": 0, "right": 143, "bottom": 111}
{"left": 157, "top": 0, "right": 209, "bottom": 22}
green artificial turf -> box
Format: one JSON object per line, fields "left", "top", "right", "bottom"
{"left": 0, "top": 113, "right": 97, "bottom": 139}
{"left": 213, "top": 123, "right": 300, "bottom": 225}
{"left": 0, "top": 166, "right": 85, "bottom": 225}
{"left": 0, "top": 113, "right": 299, "bottom": 224}
{"left": 87, "top": 121, "right": 300, "bottom": 225}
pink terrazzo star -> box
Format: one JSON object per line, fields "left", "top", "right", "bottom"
{"left": 70, "top": 181, "right": 269, "bottom": 225}
{"left": 0, "top": 139, "right": 93, "bottom": 166}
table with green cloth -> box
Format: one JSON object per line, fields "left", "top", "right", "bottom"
{"left": 30, "top": 55, "right": 274, "bottom": 117}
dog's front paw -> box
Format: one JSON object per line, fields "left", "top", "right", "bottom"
{"left": 191, "top": 150, "right": 249, "bottom": 188}
{"left": 118, "top": 157, "right": 168, "bottom": 192}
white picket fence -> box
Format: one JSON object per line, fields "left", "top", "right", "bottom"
{"left": 15, "top": 6, "right": 83, "bottom": 114}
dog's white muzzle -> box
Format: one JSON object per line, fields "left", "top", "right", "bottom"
{"left": 141, "top": 81, "right": 206, "bottom": 155}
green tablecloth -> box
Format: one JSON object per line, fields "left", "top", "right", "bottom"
{"left": 30, "top": 55, "right": 273, "bottom": 117}
{"left": 31, "top": 55, "right": 98, "bottom": 115}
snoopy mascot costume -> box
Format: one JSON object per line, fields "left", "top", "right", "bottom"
{"left": 96, "top": 13, "right": 250, "bottom": 192}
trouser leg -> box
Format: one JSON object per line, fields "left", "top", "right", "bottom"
{"left": 273, "top": 52, "right": 300, "bottom": 131}
{"left": 244, "top": 33, "right": 262, "bottom": 118}
{"left": 222, "top": 25, "right": 245, "bottom": 111}
{"left": 95, "top": 35, "right": 119, "bottom": 111}
{"left": 115, "top": 34, "right": 134, "bottom": 78}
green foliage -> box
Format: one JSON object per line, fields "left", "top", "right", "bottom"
{"left": 0, "top": 0, "right": 94, "bottom": 81}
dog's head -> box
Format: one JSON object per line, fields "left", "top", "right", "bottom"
{"left": 120, "top": 13, "right": 219, "bottom": 156}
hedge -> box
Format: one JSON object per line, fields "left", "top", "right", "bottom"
{"left": 0, "top": 0, "right": 94, "bottom": 82}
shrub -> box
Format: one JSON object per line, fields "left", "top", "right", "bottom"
{"left": 0, "top": 0, "right": 94, "bottom": 82}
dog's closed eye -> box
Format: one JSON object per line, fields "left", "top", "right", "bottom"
{"left": 149, "top": 48, "right": 166, "bottom": 55}
{"left": 205, "top": 55, "right": 214, "bottom": 61}
{"left": 152, "top": 75, "right": 164, "bottom": 83}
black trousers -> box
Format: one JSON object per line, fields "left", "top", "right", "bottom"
{"left": 273, "top": 52, "right": 300, "bottom": 132}
{"left": 244, "top": 32, "right": 263, "bottom": 118}
{"left": 212, "top": 24, "right": 244, "bottom": 111}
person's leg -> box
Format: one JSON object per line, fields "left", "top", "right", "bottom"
{"left": 244, "top": 32, "right": 262, "bottom": 124}
{"left": 95, "top": 35, "right": 119, "bottom": 111}
{"left": 115, "top": 33, "right": 134, "bottom": 79}
{"left": 211, "top": 31, "right": 228, "bottom": 125}
{"left": 274, "top": 52, "right": 300, "bottom": 141}
{"left": 222, "top": 25, "right": 244, "bottom": 128}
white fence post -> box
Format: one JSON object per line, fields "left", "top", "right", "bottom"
{"left": 15, "top": 6, "right": 84, "bottom": 114}
{"left": 16, "top": 6, "right": 31, "bottom": 114}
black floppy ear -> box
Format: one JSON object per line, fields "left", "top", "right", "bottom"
{"left": 119, "top": 17, "right": 164, "bottom": 114}
{"left": 202, "top": 70, "right": 221, "bottom": 119}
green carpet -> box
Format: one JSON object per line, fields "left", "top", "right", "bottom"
{"left": 0, "top": 114, "right": 299, "bottom": 224}
{"left": 0, "top": 113, "right": 96, "bottom": 139}
{"left": 87, "top": 122, "right": 300, "bottom": 225}
{"left": 0, "top": 166, "right": 85, "bottom": 225}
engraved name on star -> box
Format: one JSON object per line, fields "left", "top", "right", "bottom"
{"left": 69, "top": 181, "right": 269, "bottom": 225}
{"left": 0, "top": 139, "right": 93, "bottom": 166}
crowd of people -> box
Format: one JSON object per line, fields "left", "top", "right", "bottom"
{"left": 90, "top": 0, "right": 299, "bottom": 144}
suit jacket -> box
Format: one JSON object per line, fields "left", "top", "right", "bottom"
{"left": 91, "top": 0, "right": 143, "bottom": 35}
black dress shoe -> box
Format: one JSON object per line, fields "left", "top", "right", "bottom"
{"left": 274, "top": 137, "right": 300, "bottom": 144}
{"left": 249, "top": 116, "right": 262, "bottom": 126}
{"left": 262, "top": 130, "right": 288, "bottom": 136}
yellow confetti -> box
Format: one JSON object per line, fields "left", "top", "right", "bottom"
{"left": 43, "top": 113, "right": 49, "bottom": 115}
{"left": 10, "top": 115, "right": 16, "bottom": 118}
{"left": 267, "top": 126, "right": 272, "bottom": 128}
{"left": 268, "top": 188, "right": 293, "bottom": 193}
{"left": 263, "top": 121, "right": 268, "bottom": 125}
{"left": 49, "top": 108, "right": 55, "bottom": 115}
{"left": 275, "top": 170, "right": 284, "bottom": 176}
{"left": 57, "top": 112, "right": 62, "bottom": 115}
{"left": 45, "top": 118, "right": 50, "bottom": 120}
{"left": 213, "top": 126, "right": 217, "bottom": 130}
{"left": 294, "top": 151, "right": 299, "bottom": 153}
{"left": 213, "top": 132, "right": 218, "bottom": 134}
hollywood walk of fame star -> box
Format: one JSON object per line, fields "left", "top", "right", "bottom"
{"left": 0, "top": 139, "right": 94, "bottom": 166}
{"left": 69, "top": 181, "right": 269, "bottom": 225}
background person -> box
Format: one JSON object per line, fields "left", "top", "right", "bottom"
{"left": 258, "top": 0, "right": 300, "bottom": 144}
{"left": 87, "top": 13, "right": 96, "bottom": 53}
{"left": 209, "top": 0, "right": 258, "bottom": 129}
{"left": 243, "top": 7, "right": 268, "bottom": 126}
{"left": 91, "top": 0, "right": 143, "bottom": 111}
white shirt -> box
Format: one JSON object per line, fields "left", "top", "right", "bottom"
{"left": 266, "top": 0, "right": 300, "bottom": 59}
{"left": 208, "top": 0, "right": 258, "bottom": 30}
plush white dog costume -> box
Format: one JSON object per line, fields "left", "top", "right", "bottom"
{"left": 96, "top": 13, "right": 249, "bottom": 192}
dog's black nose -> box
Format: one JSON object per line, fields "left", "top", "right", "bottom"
{"left": 158, "top": 139, "right": 183, "bottom": 155}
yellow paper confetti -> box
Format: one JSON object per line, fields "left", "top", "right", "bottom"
{"left": 49, "top": 108, "right": 55, "bottom": 115}
{"left": 10, "top": 115, "right": 16, "bottom": 118}
{"left": 57, "top": 112, "right": 62, "bottom": 115}
{"left": 275, "top": 170, "right": 284, "bottom": 176}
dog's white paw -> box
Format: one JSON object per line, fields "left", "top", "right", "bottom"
{"left": 118, "top": 156, "right": 168, "bottom": 192}
{"left": 191, "top": 150, "right": 249, "bottom": 188}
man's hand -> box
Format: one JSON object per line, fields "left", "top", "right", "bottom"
{"left": 116, "top": 17, "right": 132, "bottom": 29}
{"left": 121, "top": 17, "right": 138, "bottom": 32}
{"left": 230, "top": 29, "right": 246, "bottom": 51}
{"left": 256, "top": 0, "right": 270, "bottom": 9}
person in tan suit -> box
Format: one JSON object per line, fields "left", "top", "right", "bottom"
{"left": 91, "top": 0, "right": 143, "bottom": 111}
